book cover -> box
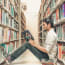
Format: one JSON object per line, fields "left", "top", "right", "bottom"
{"left": 0, "top": 8, "right": 2, "bottom": 24}
{"left": 0, "top": 27, "right": 3, "bottom": 44}
{"left": 3, "top": 28, "right": 9, "bottom": 42}
{"left": 62, "top": 3, "right": 65, "bottom": 17}
{"left": 2, "top": 10, "right": 6, "bottom": 25}
{"left": 56, "top": 9, "right": 59, "bottom": 21}
{"left": 58, "top": 44, "right": 62, "bottom": 59}
{"left": 62, "top": 24, "right": 65, "bottom": 40}
{"left": 56, "top": 26, "right": 63, "bottom": 40}
{"left": 62, "top": 45, "right": 65, "bottom": 60}
{"left": 59, "top": 6, "right": 63, "bottom": 19}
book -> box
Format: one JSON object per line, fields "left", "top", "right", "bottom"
{"left": 62, "top": 45, "right": 65, "bottom": 60}
{"left": 3, "top": 28, "right": 9, "bottom": 42}
{"left": 59, "top": 6, "right": 63, "bottom": 19}
{"left": 0, "top": 8, "right": 2, "bottom": 24}
{"left": 8, "top": 30, "right": 11, "bottom": 41}
{"left": 56, "top": 26, "right": 62, "bottom": 40}
{"left": 11, "top": 4, "right": 14, "bottom": 17}
{"left": 12, "top": 19, "right": 14, "bottom": 28}
{"left": 62, "top": 24, "right": 65, "bottom": 40}
{"left": 11, "top": 30, "right": 14, "bottom": 40}
{"left": 0, "top": 27, "right": 3, "bottom": 44}
{"left": 58, "top": 44, "right": 62, "bottom": 59}
{"left": 2, "top": 10, "right": 6, "bottom": 25}
{"left": 52, "top": 13, "right": 56, "bottom": 24}
{"left": 9, "top": 16, "right": 11, "bottom": 27}
{"left": 17, "top": 32, "right": 19, "bottom": 40}
{"left": 56, "top": 9, "right": 59, "bottom": 21}
{"left": 14, "top": 31, "right": 17, "bottom": 40}
{"left": 62, "top": 3, "right": 65, "bottom": 17}
{"left": 6, "top": 13, "right": 9, "bottom": 26}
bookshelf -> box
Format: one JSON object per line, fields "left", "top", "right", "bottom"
{"left": 0, "top": 0, "right": 21, "bottom": 63}
{"left": 39, "top": 0, "right": 65, "bottom": 63}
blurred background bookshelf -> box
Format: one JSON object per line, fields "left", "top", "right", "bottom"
{"left": 38, "top": 0, "right": 65, "bottom": 63}
{"left": 0, "top": 0, "right": 26, "bottom": 63}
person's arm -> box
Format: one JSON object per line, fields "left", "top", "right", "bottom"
{"left": 29, "top": 40, "right": 48, "bottom": 54}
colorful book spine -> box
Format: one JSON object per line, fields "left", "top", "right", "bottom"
{"left": 56, "top": 26, "right": 62, "bottom": 40}
{"left": 62, "top": 3, "right": 65, "bottom": 17}
{"left": 0, "top": 27, "right": 3, "bottom": 43}
{"left": 0, "top": 8, "right": 2, "bottom": 24}
{"left": 58, "top": 44, "right": 62, "bottom": 59}
{"left": 62, "top": 45, "right": 65, "bottom": 60}
{"left": 62, "top": 24, "right": 65, "bottom": 40}
{"left": 56, "top": 9, "right": 59, "bottom": 21}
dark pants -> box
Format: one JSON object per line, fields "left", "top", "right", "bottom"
{"left": 11, "top": 43, "right": 49, "bottom": 61}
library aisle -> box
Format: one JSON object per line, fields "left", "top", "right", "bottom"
{"left": 0, "top": 0, "right": 65, "bottom": 65}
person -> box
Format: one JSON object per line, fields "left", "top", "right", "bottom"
{"left": 5, "top": 18, "right": 57, "bottom": 64}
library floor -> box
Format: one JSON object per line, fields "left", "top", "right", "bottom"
{"left": 8, "top": 49, "right": 42, "bottom": 65}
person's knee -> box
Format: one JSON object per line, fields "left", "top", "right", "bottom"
{"left": 24, "top": 42, "right": 31, "bottom": 47}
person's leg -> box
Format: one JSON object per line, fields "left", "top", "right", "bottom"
{"left": 26, "top": 43, "right": 49, "bottom": 61}
{"left": 10, "top": 43, "right": 28, "bottom": 61}
{"left": 9, "top": 42, "right": 49, "bottom": 62}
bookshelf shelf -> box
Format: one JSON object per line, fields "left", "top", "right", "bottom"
{"left": 54, "top": 18, "right": 65, "bottom": 26}
{"left": 57, "top": 40, "right": 65, "bottom": 44}
{"left": 0, "top": 24, "right": 19, "bottom": 32}
{"left": 0, "top": 39, "right": 19, "bottom": 44}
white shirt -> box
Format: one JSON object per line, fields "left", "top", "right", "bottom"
{"left": 44, "top": 28, "right": 57, "bottom": 60}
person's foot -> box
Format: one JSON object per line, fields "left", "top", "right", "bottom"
{"left": 5, "top": 55, "right": 11, "bottom": 64}
{"left": 41, "top": 59, "right": 54, "bottom": 65}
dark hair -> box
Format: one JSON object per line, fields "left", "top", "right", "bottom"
{"left": 42, "top": 18, "right": 54, "bottom": 28}
{"left": 22, "top": 30, "right": 34, "bottom": 41}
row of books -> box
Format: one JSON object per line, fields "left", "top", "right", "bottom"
{"left": 0, "top": 27, "right": 19, "bottom": 44}
{"left": 0, "top": 8, "right": 19, "bottom": 30}
{"left": 44, "top": 0, "right": 56, "bottom": 17}
{"left": 45, "top": 1, "right": 65, "bottom": 20}
{"left": 52, "top": 3, "right": 65, "bottom": 24}
{"left": 56, "top": 24, "right": 65, "bottom": 40}
{"left": 0, "top": 0, "right": 18, "bottom": 17}
{"left": 0, "top": 41, "right": 19, "bottom": 56}
{"left": 58, "top": 44, "right": 65, "bottom": 60}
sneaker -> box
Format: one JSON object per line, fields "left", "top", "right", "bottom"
{"left": 6, "top": 55, "right": 11, "bottom": 64}
{"left": 41, "top": 59, "right": 54, "bottom": 65}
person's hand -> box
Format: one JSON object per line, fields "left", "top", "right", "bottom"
{"left": 29, "top": 39, "right": 35, "bottom": 46}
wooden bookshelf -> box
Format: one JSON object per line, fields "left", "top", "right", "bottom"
{"left": 0, "top": 0, "right": 22, "bottom": 64}
{"left": 39, "top": 0, "right": 65, "bottom": 63}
